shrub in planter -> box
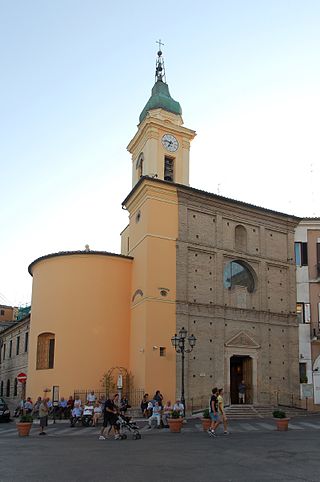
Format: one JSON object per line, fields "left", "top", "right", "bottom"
{"left": 273, "top": 410, "right": 290, "bottom": 431}
{"left": 17, "top": 414, "right": 33, "bottom": 437}
{"left": 201, "top": 408, "right": 211, "bottom": 431}
{"left": 168, "top": 410, "right": 183, "bottom": 433}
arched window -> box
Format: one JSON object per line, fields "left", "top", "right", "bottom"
{"left": 224, "top": 260, "right": 256, "bottom": 293}
{"left": 6, "top": 379, "right": 10, "bottom": 397}
{"left": 136, "top": 153, "right": 144, "bottom": 178}
{"left": 0, "top": 380, "right": 3, "bottom": 397}
{"left": 235, "top": 225, "right": 247, "bottom": 252}
{"left": 37, "top": 333, "right": 55, "bottom": 370}
{"left": 14, "top": 378, "right": 18, "bottom": 397}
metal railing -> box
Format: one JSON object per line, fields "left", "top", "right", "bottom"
{"left": 74, "top": 388, "right": 145, "bottom": 408}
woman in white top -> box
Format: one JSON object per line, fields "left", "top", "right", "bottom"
{"left": 93, "top": 402, "right": 102, "bottom": 426}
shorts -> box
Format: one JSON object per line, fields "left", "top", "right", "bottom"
{"left": 39, "top": 416, "right": 48, "bottom": 427}
{"left": 209, "top": 412, "right": 218, "bottom": 421}
{"left": 103, "top": 414, "right": 118, "bottom": 427}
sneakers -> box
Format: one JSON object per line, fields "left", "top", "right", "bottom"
{"left": 208, "top": 429, "right": 216, "bottom": 437}
{"left": 39, "top": 432, "right": 46, "bottom": 436}
{"left": 223, "top": 431, "right": 230, "bottom": 435}
{"left": 99, "top": 435, "right": 106, "bottom": 440}
{"left": 147, "top": 426, "right": 152, "bottom": 430}
{"left": 114, "top": 434, "right": 121, "bottom": 440}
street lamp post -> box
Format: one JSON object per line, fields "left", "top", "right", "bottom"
{"left": 171, "top": 327, "right": 196, "bottom": 417}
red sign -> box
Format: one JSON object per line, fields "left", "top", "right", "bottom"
{"left": 17, "top": 372, "right": 27, "bottom": 383}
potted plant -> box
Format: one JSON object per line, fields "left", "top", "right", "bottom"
{"left": 167, "top": 410, "right": 183, "bottom": 433}
{"left": 201, "top": 408, "right": 211, "bottom": 431}
{"left": 273, "top": 410, "right": 290, "bottom": 431}
{"left": 17, "top": 414, "right": 33, "bottom": 437}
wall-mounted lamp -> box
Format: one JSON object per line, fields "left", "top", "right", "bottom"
{"left": 153, "top": 346, "right": 158, "bottom": 350}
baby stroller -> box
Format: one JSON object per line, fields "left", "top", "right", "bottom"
{"left": 116, "top": 414, "right": 141, "bottom": 440}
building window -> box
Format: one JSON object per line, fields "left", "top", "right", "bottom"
{"left": 24, "top": 332, "right": 29, "bottom": 352}
{"left": 224, "top": 260, "right": 255, "bottom": 293}
{"left": 318, "top": 302, "right": 320, "bottom": 328}
{"left": 160, "top": 347, "right": 166, "bottom": 357}
{"left": 317, "top": 242, "right": 320, "bottom": 277}
{"left": 299, "top": 363, "right": 307, "bottom": 383}
{"left": 297, "top": 302, "right": 311, "bottom": 323}
{"left": 0, "top": 309, "right": 4, "bottom": 316}
{"left": 14, "top": 378, "right": 18, "bottom": 396}
{"left": 6, "top": 379, "right": 10, "bottom": 397}
{"left": 295, "top": 242, "right": 308, "bottom": 266}
{"left": 16, "top": 336, "right": 20, "bottom": 356}
{"left": 36, "top": 333, "right": 55, "bottom": 370}
{"left": 0, "top": 380, "right": 3, "bottom": 397}
{"left": 9, "top": 340, "right": 12, "bottom": 358}
{"left": 136, "top": 152, "right": 144, "bottom": 178}
{"left": 235, "top": 225, "right": 247, "bottom": 252}
{"left": 2, "top": 343, "right": 5, "bottom": 360}
{"left": 164, "top": 156, "right": 174, "bottom": 182}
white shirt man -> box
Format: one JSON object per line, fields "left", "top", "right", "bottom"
{"left": 87, "top": 391, "right": 96, "bottom": 403}
{"left": 147, "top": 401, "right": 161, "bottom": 429}
{"left": 173, "top": 400, "right": 184, "bottom": 417}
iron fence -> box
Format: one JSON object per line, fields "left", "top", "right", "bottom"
{"left": 74, "top": 388, "right": 145, "bottom": 408}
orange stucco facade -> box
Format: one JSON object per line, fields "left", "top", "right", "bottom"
{"left": 28, "top": 253, "right": 132, "bottom": 399}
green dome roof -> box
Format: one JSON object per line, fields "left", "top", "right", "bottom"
{"left": 139, "top": 80, "right": 182, "bottom": 123}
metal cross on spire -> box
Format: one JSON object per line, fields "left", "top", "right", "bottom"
{"left": 156, "top": 39, "right": 164, "bottom": 53}
{"left": 155, "top": 39, "right": 166, "bottom": 83}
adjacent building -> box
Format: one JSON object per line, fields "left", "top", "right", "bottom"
{"left": 295, "top": 218, "right": 320, "bottom": 408}
{"left": 0, "top": 315, "right": 30, "bottom": 406}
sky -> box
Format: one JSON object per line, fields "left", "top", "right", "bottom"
{"left": 1, "top": 0, "right": 320, "bottom": 307}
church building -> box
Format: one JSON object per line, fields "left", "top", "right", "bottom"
{"left": 26, "top": 49, "right": 300, "bottom": 408}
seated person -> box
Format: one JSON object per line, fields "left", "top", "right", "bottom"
{"left": 71, "top": 405, "right": 82, "bottom": 420}
{"left": 59, "top": 397, "right": 68, "bottom": 419}
{"left": 147, "top": 401, "right": 162, "bottom": 429}
{"left": 24, "top": 397, "right": 33, "bottom": 414}
{"left": 162, "top": 401, "right": 173, "bottom": 428}
{"left": 93, "top": 402, "right": 102, "bottom": 426}
{"left": 173, "top": 399, "right": 184, "bottom": 417}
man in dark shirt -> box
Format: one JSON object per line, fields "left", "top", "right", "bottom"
{"left": 208, "top": 387, "right": 220, "bottom": 437}
{"left": 99, "top": 393, "right": 120, "bottom": 440}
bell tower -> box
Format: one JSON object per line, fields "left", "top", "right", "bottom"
{"left": 127, "top": 45, "right": 196, "bottom": 187}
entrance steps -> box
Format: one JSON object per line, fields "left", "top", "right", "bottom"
{"left": 224, "top": 404, "right": 308, "bottom": 420}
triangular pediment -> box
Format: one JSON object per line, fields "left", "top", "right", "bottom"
{"left": 225, "top": 331, "right": 260, "bottom": 349}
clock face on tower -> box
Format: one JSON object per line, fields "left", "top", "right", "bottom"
{"left": 162, "top": 134, "right": 179, "bottom": 152}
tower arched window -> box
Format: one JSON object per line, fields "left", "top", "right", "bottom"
{"left": 224, "top": 260, "right": 256, "bottom": 293}
{"left": 235, "top": 225, "right": 247, "bottom": 252}
{"left": 36, "top": 333, "right": 55, "bottom": 370}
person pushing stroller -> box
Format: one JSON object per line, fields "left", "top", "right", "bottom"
{"left": 99, "top": 393, "right": 121, "bottom": 440}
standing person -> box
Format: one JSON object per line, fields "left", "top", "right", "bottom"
{"left": 238, "top": 380, "right": 246, "bottom": 404}
{"left": 87, "top": 391, "right": 96, "bottom": 404}
{"left": 153, "top": 390, "right": 164, "bottom": 408}
{"left": 140, "top": 393, "right": 149, "bottom": 417}
{"left": 218, "top": 388, "right": 229, "bottom": 435}
{"left": 208, "top": 387, "right": 220, "bottom": 437}
{"left": 99, "top": 393, "right": 120, "bottom": 440}
{"left": 39, "top": 398, "right": 49, "bottom": 435}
